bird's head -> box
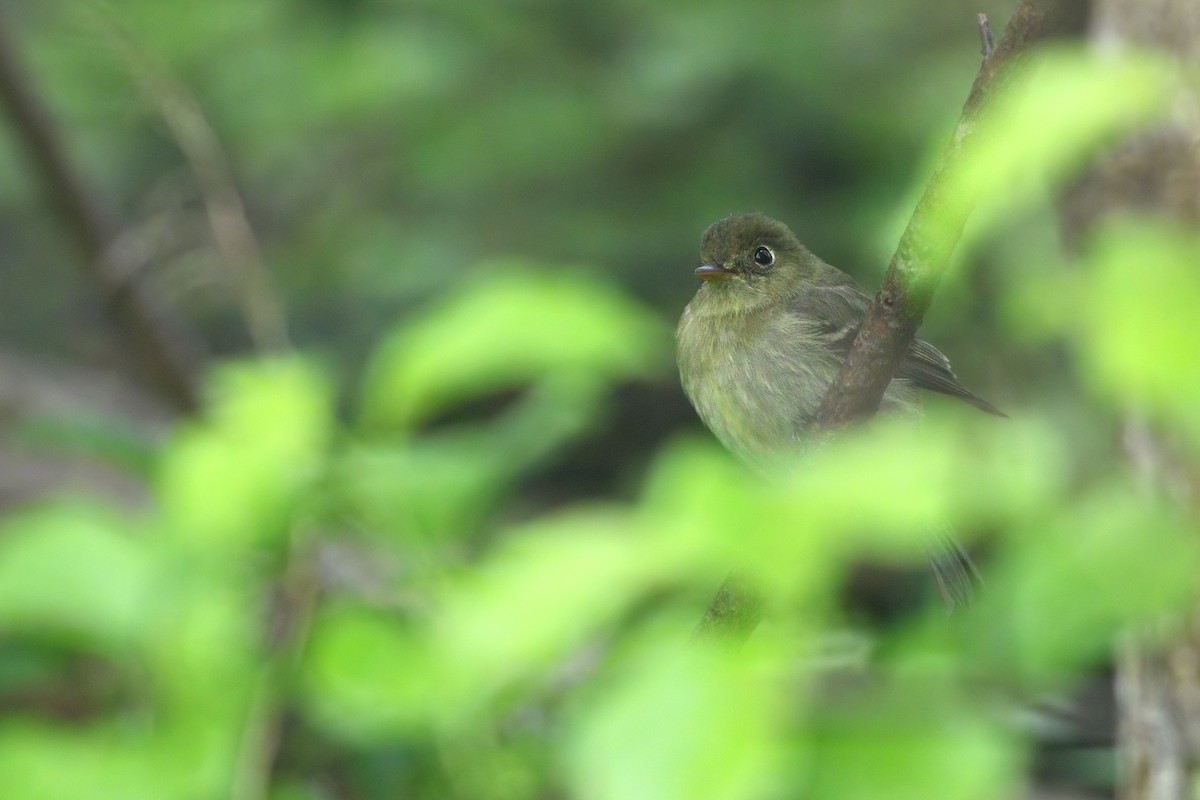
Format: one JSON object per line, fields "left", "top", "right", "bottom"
{"left": 693, "top": 213, "right": 816, "bottom": 310}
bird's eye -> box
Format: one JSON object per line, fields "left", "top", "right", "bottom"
{"left": 753, "top": 246, "right": 774, "bottom": 267}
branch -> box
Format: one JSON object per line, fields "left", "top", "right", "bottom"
{"left": 978, "top": 14, "right": 997, "bottom": 60}
{"left": 0, "top": 13, "right": 204, "bottom": 413}
{"left": 813, "top": 0, "right": 1090, "bottom": 428}
{"left": 101, "top": 22, "right": 291, "bottom": 354}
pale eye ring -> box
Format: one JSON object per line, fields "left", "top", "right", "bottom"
{"left": 753, "top": 246, "right": 774, "bottom": 267}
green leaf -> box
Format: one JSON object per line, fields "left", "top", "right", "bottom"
{"left": 0, "top": 724, "right": 160, "bottom": 800}
{"left": 158, "top": 358, "right": 332, "bottom": 552}
{"left": 0, "top": 717, "right": 249, "bottom": 800}
{"left": 360, "top": 266, "right": 670, "bottom": 430}
{"left": 805, "top": 693, "right": 1018, "bottom": 800}
{"left": 333, "top": 438, "right": 509, "bottom": 543}
{"left": 0, "top": 503, "right": 154, "bottom": 648}
{"left": 301, "top": 603, "right": 428, "bottom": 741}
{"left": 1079, "top": 221, "right": 1200, "bottom": 433}
{"left": 336, "top": 374, "right": 613, "bottom": 543}
{"left": 952, "top": 49, "right": 1172, "bottom": 245}
{"left": 567, "top": 632, "right": 779, "bottom": 800}
{"left": 636, "top": 436, "right": 836, "bottom": 607}
{"left": 979, "top": 483, "right": 1200, "bottom": 681}
{"left": 427, "top": 509, "right": 657, "bottom": 718}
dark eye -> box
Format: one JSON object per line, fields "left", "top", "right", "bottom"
{"left": 753, "top": 246, "right": 774, "bottom": 267}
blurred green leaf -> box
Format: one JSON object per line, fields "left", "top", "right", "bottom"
{"left": 980, "top": 484, "right": 1200, "bottom": 681}
{"left": 142, "top": 575, "right": 260, "bottom": 709}
{"left": 426, "top": 509, "right": 658, "bottom": 719}
{"left": 1079, "top": 222, "right": 1200, "bottom": 434}
{"left": 0, "top": 724, "right": 159, "bottom": 800}
{"left": 338, "top": 369, "right": 617, "bottom": 543}
{"left": 943, "top": 416, "right": 1069, "bottom": 524}
{"left": 158, "top": 359, "right": 332, "bottom": 552}
{"left": 953, "top": 49, "right": 1172, "bottom": 244}
{"left": 805, "top": 693, "right": 1018, "bottom": 800}
{"left": 567, "top": 631, "right": 779, "bottom": 800}
{"left": 360, "top": 265, "right": 670, "bottom": 430}
{"left": 634, "top": 436, "right": 839, "bottom": 612}
{"left": 781, "top": 421, "right": 957, "bottom": 540}
{"left": 0, "top": 503, "right": 153, "bottom": 647}
{"left": 333, "top": 437, "right": 507, "bottom": 542}
{"left": 12, "top": 414, "right": 159, "bottom": 478}
{"left": 302, "top": 603, "right": 427, "bottom": 741}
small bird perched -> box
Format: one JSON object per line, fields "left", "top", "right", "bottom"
{"left": 676, "top": 213, "right": 1003, "bottom": 603}
{"left": 677, "top": 212, "right": 1002, "bottom": 467}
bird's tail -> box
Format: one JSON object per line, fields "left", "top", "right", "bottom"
{"left": 927, "top": 530, "right": 982, "bottom": 611}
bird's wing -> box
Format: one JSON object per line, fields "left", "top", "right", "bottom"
{"left": 786, "top": 280, "right": 1005, "bottom": 416}
{"left": 897, "top": 339, "right": 1005, "bottom": 416}
{"left": 784, "top": 279, "right": 871, "bottom": 353}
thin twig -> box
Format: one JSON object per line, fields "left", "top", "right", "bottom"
{"left": 978, "top": 13, "right": 997, "bottom": 59}
{"left": 0, "top": 12, "right": 203, "bottom": 412}
{"left": 231, "top": 539, "right": 321, "bottom": 800}
{"left": 96, "top": 16, "right": 291, "bottom": 354}
{"left": 813, "top": 0, "right": 1090, "bottom": 429}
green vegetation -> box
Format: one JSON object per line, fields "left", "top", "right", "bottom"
{"left": 0, "top": 2, "right": 1196, "bottom": 798}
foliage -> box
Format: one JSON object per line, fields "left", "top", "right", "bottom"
{"left": 0, "top": 6, "right": 1198, "bottom": 800}
{"left": 2, "top": 0, "right": 1017, "bottom": 357}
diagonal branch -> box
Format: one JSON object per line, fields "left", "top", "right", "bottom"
{"left": 0, "top": 13, "right": 204, "bottom": 413}
{"left": 813, "top": 0, "right": 1090, "bottom": 429}
{"left": 100, "top": 20, "right": 291, "bottom": 355}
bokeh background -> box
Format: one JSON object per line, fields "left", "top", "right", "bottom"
{"left": 0, "top": 0, "right": 1020, "bottom": 484}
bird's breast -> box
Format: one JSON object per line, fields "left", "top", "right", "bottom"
{"left": 676, "top": 304, "right": 835, "bottom": 466}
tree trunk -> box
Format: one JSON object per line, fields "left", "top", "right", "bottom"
{"left": 1059, "top": 1, "right": 1200, "bottom": 798}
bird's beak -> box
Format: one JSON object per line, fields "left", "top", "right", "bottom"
{"left": 695, "top": 264, "right": 735, "bottom": 281}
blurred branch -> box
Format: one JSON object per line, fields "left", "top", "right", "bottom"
{"left": 100, "top": 21, "right": 291, "bottom": 354}
{"left": 812, "top": 0, "right": 1089, "bottom": 428}
{"left": 1117, "top": 417, "right": 1200, "bottom": 800}
{"left": 0, "top": 13, "right": 203, "bottom": 413}
{"left": 1067, "top": 0, "right": 1200, "bottom": 792}
{"left": 232, "top": 543, "right": 320, "bottom": 800}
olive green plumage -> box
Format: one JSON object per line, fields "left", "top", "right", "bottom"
{"left": 677, "top": 213, "right": 1001, "bottom": 608}
{"left": 677, "top": 212, "right": 1001, "bottom": 468}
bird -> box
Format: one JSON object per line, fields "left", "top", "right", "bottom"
{"left": 676, "top": 212, "right": 1003, "bottom": 605}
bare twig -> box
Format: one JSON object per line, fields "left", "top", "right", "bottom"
{"left": 100, "top": 22, "right": 291, "bottom": 354}
{"left": 813, "top": 0, "right": 1089, "bottom": 429}
{"left": 978, "top": 13, "right": 997, "bottom": 59}
{"left": 0, "top": 12, "right": 203, "bottom": 413}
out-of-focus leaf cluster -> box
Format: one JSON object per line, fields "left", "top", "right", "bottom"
{"left": 0, "top": 269, "right": 675, "bottom": 798}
